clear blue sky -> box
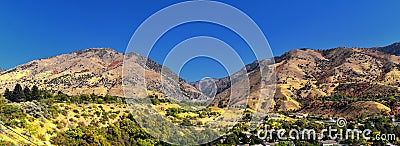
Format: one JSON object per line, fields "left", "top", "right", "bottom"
{"left": 0, "top": 0, "right": 399, "bottom": 82}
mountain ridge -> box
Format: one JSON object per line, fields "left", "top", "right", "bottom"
{"left": 2, "top": 42, "right": 400, "bottom": 117}
{"left": 0, "top": 48, "right": 201, "bottom": 101}
{"left": 376, "top": 42, "right": 400, "bottom": 55}
{"left": 197, "top": 42, "right": 400, "bottom": 116}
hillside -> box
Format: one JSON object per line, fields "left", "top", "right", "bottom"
{"left": 2, "top": 42, "right": 400, "bottom": 116}
{"left": 275, "top": 47, "right": 400, "bottom": 109}
{"left": 0, "top": 48, "right": 201, "bottom": 100}
{"left": 376, "top": 42, "right": 400, "bottom": 56}
{"left": 196, "top": 43, "right": 400, "bottom": 116}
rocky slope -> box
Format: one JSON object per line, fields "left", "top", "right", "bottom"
{"left": 0, "top": 48, "right": 200, "bottom": 99}
{"left": 376, "top": 42, "right": 400, "bottom": 56}
{"left": 195, "top": 42, "right": 400, "bottom": 116}
{"left": 274, "top": 47, "right": 400, "bottom": 107}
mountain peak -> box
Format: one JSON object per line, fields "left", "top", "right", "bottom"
{"left": 392, "top": 42, "right": 400, "bottom": 45}
{"left": 68, "top": 48, "right": 123, "bottom": 63}
{"left": 375, "top": 42, "right": 400, "bottom": 56}
{"left": 73, "top": 48, "right": 118, "bottom": 55}
{"left": 383, "top": 42, "right": 400, "bottom": 48}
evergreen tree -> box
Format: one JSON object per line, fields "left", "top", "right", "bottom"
{"left": 23, "top": 86, "right": 31, "bottom": 101}
{"left": 31, "top": 85, "right": 41, "bottom": 100}
{"left": 3, "top": 88, "right": 12, "bottom": 101}
{"left": 12, "top": 84, "right": 25, "bottom": 102}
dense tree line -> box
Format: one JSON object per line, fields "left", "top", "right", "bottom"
{"left": 3, "top": 84, "right": 124, "bottom": 104}
{"left": 320, "top": 93, "right": 400, "bottom": 103}
{"left": 3, "top": 84, "right": 41, "bottom": 102}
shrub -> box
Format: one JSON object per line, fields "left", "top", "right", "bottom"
{"left": 181, "top": 119, "right": 192, "bottom": 126}
{"left": 61, "top": 110, "right": 68, "bottom": 116}
{"left": 94, "top": 111, "right": 101, "bottom": 117}
{"left": 37, "top": 134, "right": 46, "bottom": 141}
{"left": 73, "top": 109, "right": 79, "bottom": 114}
{"left": 0, "top": 104, "right": 27, "bottom": 128}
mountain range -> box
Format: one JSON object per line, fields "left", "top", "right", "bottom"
{"left": 1, "top": 42, "right": 400, "bottom": 117}
{"left": 0, "top": 49, "right": 200, "bottom": 100}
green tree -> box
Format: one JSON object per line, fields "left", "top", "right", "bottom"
{"left": 12, "top": 84, "right": 25, "bottom": 102}
{"left": 150, "top": 97, "right": 160, "bottom": 105}
{"left": 55, "top": 92, "right": 69, "bottom": 102}
{"left": 41, "top": 90, "right": 54, "bottom": 99}
{"left": 3, "top": 88, "right": 12, "bottom": 101}
{"left": 23, "top": 86, "right": 31, "bottom": 101}
{"left": 31, "top": 85, "right": 41, "bottom": 100}
{"left": 81, "top": 94, "right": 91, "bottom": 102}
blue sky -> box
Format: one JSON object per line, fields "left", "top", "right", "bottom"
{"left": 0, "top": 0, "right": 399, "bottom": 82}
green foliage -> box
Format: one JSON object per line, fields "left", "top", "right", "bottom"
{"left": 320, "top": 93, "right": 400, "bottom": 104}
{"left": 50, "top": 113, "right": 165, "bottom": 146}
{"left": 0, "top": 103, "right": 27, "bottom": 128}
{"left": 37, "top": 133, "right": 46, "bottom": 141}
{"left": 181, "top": 119, "right": 192, "bottom": 126}
{"left": 149, "top": 94, "right": 168, "bottom": 105}
{"left": 4, "top": 86, "right": 400, "bottom": 145}
{"left": 11, "top": 84, "right": 25, "bottom": 102}
{"left": 3, "top": 88, "right": 12, "bottom": 101}
{"left": 46, "top": 104, "right": 60, "bottom": 119}
{"left": 150, "top": 97, "right": 160, "bottom": 105}
{"left": 41, "top": 90, "right": 53, "bottom": 99}
{"left": 3, "top": 85, "right": 124, "bottom": 104}
{"left": 23, "top": 86, "right": 31, "bottom": 101}
{"left": 31, "top": 85, "right": 41, "bottom": 100}
{"left": 166, "top": 107, "right": 183, "bottom": 117}
{"left": 54, "top": 92, "right": 69, "bottom": 102}
{"left": 0, "top": 95, "right": 6, "bottom": 104}
{"left": 73, "top": 109, "right": 79, "bottom": 114}
{"left": 4, "top": 84, "right": 43, "bottom": 102}
{"left": 94, "top": 111, "right": 101, "bottom": 117}
{"left": 0, "top": 140, "right": 14, "bottom": 145}
{"left": 276, "top": 141, "right": 292, "bottom": 146}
